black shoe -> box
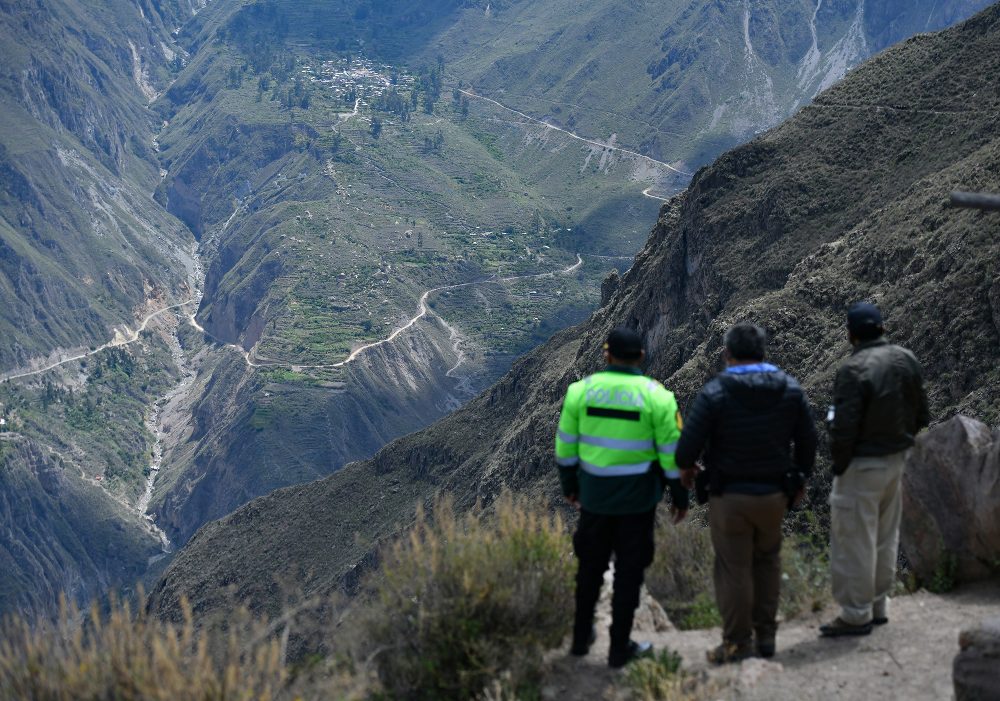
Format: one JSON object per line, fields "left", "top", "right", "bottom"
{"left": 756, "top": 639, "right": 776, "bottom": 659}
{"left": 570, "top": 626, "right": 597, "bottom": 656}
{"left": 608, "top": 640, "right": 653, "bottom": 668}
{"left": 819, "top": 617, "right": 873, "bottom": 637}
{"left": 873, "top": 616, "right": 888, "bottom": 626}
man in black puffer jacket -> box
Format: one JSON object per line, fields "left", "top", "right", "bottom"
{"left": 676, "top": 323, "right": 817, "bottom": 664}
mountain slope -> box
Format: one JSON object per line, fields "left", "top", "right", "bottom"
{"left": 137, "top": 0, "right": 991, "bottom": 552}
{"left": 0, "top": 0, "right": 204, "bottom": 615}
{"left": 428, "top": 0, "right": 994, "bottom": 166}
{"left": 149, "top": 4, "right": 1000, "bottom": 623}
{"left": 0, "top": 0, "right": 197, "bottom": 368}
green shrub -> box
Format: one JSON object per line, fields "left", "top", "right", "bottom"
{"left": 363, "top": 492, "right": 575, "bottom": 700}
{"left": 678, "top": 592, "right": 722, "bottom": 630}
{"left": 778, "top": 535, "right": 831, "bottom": 618}
{"left": 624, "top": 648, "right": 700, "bottom": 701}
{"left": 927, "top": 552, "right": 959, "bottom": 594}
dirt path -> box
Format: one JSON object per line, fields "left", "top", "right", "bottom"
{"left": 543, "top": 581, "right": 1000, "bottom": 700}
{"left": 0, "top": 299, "right": 198, "bottom": 383}
{"left": 642, "top": 186, "right": 670, "bottom": 202}
{"left": 458, "top": 89, "right": 692, "bottom": 177}
{"left": 231, "top": 254, "right": 584, "bottom": 372}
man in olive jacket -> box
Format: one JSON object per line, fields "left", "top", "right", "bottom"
{"left": 821, "top": 303, "right": 930, "bottom": 637}
{"left": 676, "top": 323, "right": 817, "bottom": 663}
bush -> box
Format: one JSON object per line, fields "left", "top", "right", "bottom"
{"left": 645, "top": 508, "right": 715, "bottom": 630}
{"left": 0, "top": 593, "right": 369, "bottom": 701}
{"left": 778, "top": 534, "right": 831, "bottom": 618}
{"left": 363, "top": 492, "right": 575, "bottom": 700}
{"left": 624, "top": 648, "right": 704, "bottom": 701}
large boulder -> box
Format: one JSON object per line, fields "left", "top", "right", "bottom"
{"left": 954, "top": 617, "right": 1000, "bottom": 701}
{"left": 901, "top": 416, "right": 1000, "bottom": 585}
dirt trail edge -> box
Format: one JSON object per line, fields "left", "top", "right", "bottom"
{"left": 542, "top": 581, "right": 1000, "bottom": 700}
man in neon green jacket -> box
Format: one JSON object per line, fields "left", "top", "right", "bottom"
{"left": 556, "top": 328, "right": 690, "bottom": 668}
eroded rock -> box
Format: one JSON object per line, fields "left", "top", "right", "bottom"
{"left": 901, "top": 416, "right": 1000, "bottom": 584}
{"left": 954, "top": 616, "right": 1000, "bottom": 701}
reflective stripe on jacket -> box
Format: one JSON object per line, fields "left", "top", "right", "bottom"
{"left": 555, "top": 366, "right": 683, "bottom": 514}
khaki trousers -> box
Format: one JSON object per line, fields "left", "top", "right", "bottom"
{"left": 709, "top": 492, "right": 787, "bottom": 646}
{"left": 829, "top": 450, "right": 906, "bottom": 626}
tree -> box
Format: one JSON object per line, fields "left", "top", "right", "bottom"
{"left": 370, "top": 117, "right": 382, "bottom": 140}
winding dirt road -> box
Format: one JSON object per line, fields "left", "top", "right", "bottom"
{"left": 236, "top": 254, "right": 584, "bottom": 372}
{"left": 1, "top": 251, "right": 582, "bottom": 384}
{"left": 458, "top": 89, "right": 692, "bottom": 177}
{"left": 642, "top": 185, "right": 670, "bottom": 202}
{"left": 0, "top": 299, "right": 199, "bottom": 383}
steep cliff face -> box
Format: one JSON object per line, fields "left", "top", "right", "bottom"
{"left": 430, "top": 0, "right": 995, "bottom": 166}
{"left": 0, "top": 437, "right": 160, "bottom": 617}
{"left": 150, "top": 5, "right": 1000, "bottom": 622}
{"left": 149, "top": 323, "right": 471, "bottom": 545}
{"left": 0, "top": 0, "right": 202, "bottom": 617}
{"left": 0, "top": 0, "right": 196, "bottom": 368}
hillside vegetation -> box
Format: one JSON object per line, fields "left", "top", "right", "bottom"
{"left": 0, "top": 0, "right": 992, "bottom": 621}
{"left": 150, "top": 3, "right": 1000, "bottom": 627}
{"left": 141, "top": 0, "right": 991, "bottom": 554}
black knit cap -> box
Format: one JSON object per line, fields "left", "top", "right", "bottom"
{"left": 846, "top": 302, "right": 883, "bottom": 335}
{"left": 604, "top": 327, "right": 643, "bottom": 361}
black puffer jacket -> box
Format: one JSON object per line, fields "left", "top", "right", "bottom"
{"left": 676, "top": 366, "right": 817, "bottom": 492}
{"left": 829, "top": 338, "right": 930, "bottom": 475}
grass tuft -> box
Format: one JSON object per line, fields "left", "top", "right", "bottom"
{"left": 362, "top": 491, "right": 575, "bottom": 700}
{"left": 0, "top": 590, "right": 369, "bottom": 701}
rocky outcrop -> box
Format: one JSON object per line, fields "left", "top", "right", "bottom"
{"left": 954, "top": 617, "right": 1000, "bottom": 701}
{"left": 901, "top": 416, "right": 1000, "bottom": 585}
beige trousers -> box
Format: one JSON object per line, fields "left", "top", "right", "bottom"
{"left": 829, "top": 450, "right": 906, "bottom": 625}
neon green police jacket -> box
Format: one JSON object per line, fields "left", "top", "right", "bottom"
{"left": 555, "top": 366, "right": 688, "bottom": 514}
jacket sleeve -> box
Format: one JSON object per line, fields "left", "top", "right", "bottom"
{"left": 830, "top": 362, "right": 864, "bottom": 475}
{"left": 792, "top": 391, "right": 817, "bottom": 477}
{"left": 653, "top": 387, "right": 688, "bottom": 510}
{"left": 675, "top": 387, "right": 712, "bottom": 471}
{"left": 555, "top": 384, "right": 581, "bottom": 496}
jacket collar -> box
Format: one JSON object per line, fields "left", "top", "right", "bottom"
{"left": 852, "top": 337, "right": 889, "bottom": 354}
{"left": 604, "top": 364, "right": 643, "bottom": 375}
{"left": 725, "top": 362, "right": 779, "bottom": 375}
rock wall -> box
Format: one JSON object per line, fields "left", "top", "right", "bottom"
{"left": 902, "top": 416, "right": 1000, "bottom": 585}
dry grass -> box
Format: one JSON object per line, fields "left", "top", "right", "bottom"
{"left": 645, "top": 508, "right": 715, "bottom": 630}
{"left": 361, "top": 491, "right": 575, "bottom": 700}
{"left": 0, "top": 591, "right": 370, "bottom": 701}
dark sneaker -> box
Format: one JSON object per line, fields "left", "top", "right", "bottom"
{"left": 570, "top": 626, "right": 597, "bottom": 656}
{"left": 706, "top": 641, "right": 753, "bottom": 665}
{"left": 872, "top": 616, "right": 889, "bottom": 626}
{"left": 819, "top": 617, "right": 873, "bottom": 637}
{"left": 608, "top": 640, "right": 653, "bottom": 668}
{"left": 755, "top": 639, "right": 776, "bottom": 659}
